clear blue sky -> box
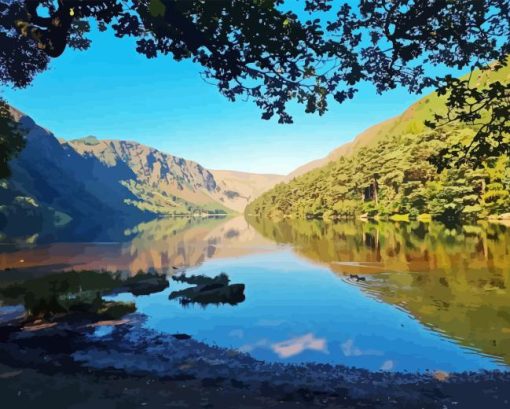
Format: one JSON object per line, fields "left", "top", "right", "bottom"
{"left": 2, "top": 27, "right": 449, "bottom": 175}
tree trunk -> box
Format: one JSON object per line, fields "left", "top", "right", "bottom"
{"left": 373, "top": 176, "right": 378, "bottom": 206}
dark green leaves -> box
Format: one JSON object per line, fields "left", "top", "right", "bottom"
{"left": 428, "top": 61, "right": 510, "bottom": 170}
{"left": 0, "top": 99, "right": 25, "bottom": 179}
{"left": 1, "top": 0, "right": 508, "bottom": 168}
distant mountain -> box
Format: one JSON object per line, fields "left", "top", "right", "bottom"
{"left": 0, "top": 109, "right": 282, "bottom": 242}
{"left": 1, "top": 109, "right": 154, "bottom": 241}
{"left": 67, "top": 139, "right": 284, "bottom": 215}
{"left": 66, "top": 136, "right": 230, "bottom": 215}
{"left": 210, "top": 170, "right": 285, "bottom": 212}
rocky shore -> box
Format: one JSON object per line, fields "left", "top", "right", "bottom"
{"left": 0, "top": 310, "right": 510, "bottom": 409}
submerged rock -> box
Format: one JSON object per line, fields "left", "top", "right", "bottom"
{"left": 169, "top": 273, "right": 245, "bottom": 306}
{"left": 116, "top": 274, "right": 169, "bottom": 296}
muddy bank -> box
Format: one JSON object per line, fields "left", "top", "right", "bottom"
{"left": 1, "top": 312, "right": 510, "bottom": 409}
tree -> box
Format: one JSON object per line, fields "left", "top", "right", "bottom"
{"left": 428, "top": 70, "right": 510, "bottom": 169}
{"left": 1, "top": 0, "right": 509, "bottom": 169}
{"left": 247, "top": 116, "right": 510, "bottom": 221}
{"left": 0, "top": 98, "right": 24, "bottom": 179}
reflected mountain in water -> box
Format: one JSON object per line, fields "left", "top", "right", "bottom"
{"left": 2, "top": 214, "right": 510, "bottom": 369}
{"left": 247, "top": 216, "right": 510, "bottom": 365}
{"left": 248, "top": 217, "right": 510, "bottom": 276}
{"left": 0, "top": 216, "right": 275, "bottom": 280}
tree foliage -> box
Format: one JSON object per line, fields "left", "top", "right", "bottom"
{"left": 428, "top": 66, "right": 510, "bottom": 169}
{"left": 0, "top": 98, "right": 24, "bottom": 179}
{"left": 247, "top": 124, "right": 510, "bottom": 221}
{"left": 0, "top": 0, "right": 508, "bottom": 168}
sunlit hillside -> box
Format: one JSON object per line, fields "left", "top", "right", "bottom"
{"left": 250, "top": 65, "right": 510, "bottom": 221}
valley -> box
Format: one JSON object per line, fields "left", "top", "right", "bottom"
{"left": 1, "top": 2, "right": 509, "bottom": 408}
{"left": 0, "top": 107, "right": 283, "bottom": 242}
{"left": 3, "top": 63, "right": 509, "bottom": 241}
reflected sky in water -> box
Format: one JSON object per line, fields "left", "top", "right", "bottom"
{"left": 2, "top": 216, "right": 510, "bottom": 372}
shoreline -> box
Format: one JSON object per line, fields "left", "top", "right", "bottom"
{"left": 246, "top": 212, "right": 510, "bottom": 224}
{"left": 1, "top": 311, "right": 510, "bottom": 408}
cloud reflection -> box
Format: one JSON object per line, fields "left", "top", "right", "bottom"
{"left": 239, "top": 339, "right": 270, "bottom": 353}
{"left": 380, "top": 360, "right": 395, "bottom": 371}
{"left": 272, "top": 333, "right": 328, "bottom": 358}
{"left": 341, "top": 339, "right": 383, "bottom": 357}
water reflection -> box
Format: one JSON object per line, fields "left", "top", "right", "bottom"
{"left": 247, "top": 217, "right": 510, "bottom": 276}
{"left": 272, "top": 333, "right": 328, "bottom": 359}
{"left": 0, "top": 216, "right": 275, "bottom": 278}
{"left": 248, "top": 216, "right": 510, "bottom": 366}
{"left": 1, "top": 215, "right": 510, "bottom": 371}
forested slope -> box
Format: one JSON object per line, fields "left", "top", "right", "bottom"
{"left": 248, "top": 66, "right": 510, "bottom": 221}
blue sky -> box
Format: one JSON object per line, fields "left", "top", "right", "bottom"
{"left": 2, "top": 27, "right": 445, "bottom": 175}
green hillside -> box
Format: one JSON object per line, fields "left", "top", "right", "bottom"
{"left": 248, "top": 66, "right": 510, "bottom": 222}
{"left": 357, "top": 65, "right": 510, "bottom": 146}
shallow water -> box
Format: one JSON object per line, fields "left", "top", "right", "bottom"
{"left": 1, "top": 215, "right": 510, "bottom": 372}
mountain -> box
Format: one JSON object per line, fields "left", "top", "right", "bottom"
{"left": 0, "top": 109, "right": 282, "bottom": 242}
{"left": 286, "top": 117, "right": 396, "bottom": 180}
{"left": 210, "top": 170, "right": 285, "bottom": 212}
{"left": 249, "top": 64, "right": 510, "bottom": 221}
{"left": 287, "top": 64, "right": 510, "bottom": 180}
{"left": 1, "top": 108, "right": 156, "bottom": 242}
{"left": 65, "top": 136, "right": 230, "bottom": 215}
{"left": 65, "top": 139, "right": 284, "bottom": 214}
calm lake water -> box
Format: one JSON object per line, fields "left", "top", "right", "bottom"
{"left": 1, "top": 215, "right": 510, "bottom": 373}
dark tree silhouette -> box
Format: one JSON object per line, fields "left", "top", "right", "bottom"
{"left": 0, "top": 98, "right": 24, "bottom": 179}
{"left": 0, "top": 1, "right": 49, "bottom": 88}
{"left": 1, "top": 0, "right": 509, "bottom": 170}
{"left": 428, "top": 68, "right": 510, "bottom": 171}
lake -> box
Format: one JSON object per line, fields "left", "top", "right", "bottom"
{"left": 1, "top": 215, "right": 509, "bottom": 373}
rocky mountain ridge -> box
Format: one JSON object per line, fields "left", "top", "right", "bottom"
{"left": 0, "top": 107, "right": 283, "bottom": 241}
